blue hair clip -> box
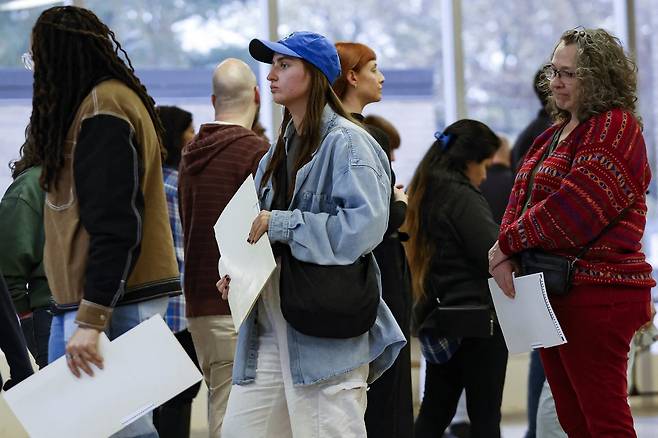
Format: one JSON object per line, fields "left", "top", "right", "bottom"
{"left": 433, "top": 131, "right": 453, "bottom": 151}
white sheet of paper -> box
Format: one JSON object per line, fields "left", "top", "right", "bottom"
{"left": 3, "top": 315, "right": 202, "bottom": 438}
{"left": 214, "top": 174, "right": 276, "bottom": 332}
{"left": 488, "top": 273, "right": 567, "bottom": 354}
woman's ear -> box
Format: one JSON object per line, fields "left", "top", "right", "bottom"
{"left": 346, "top": 69, "right": 359, "bottom": 88}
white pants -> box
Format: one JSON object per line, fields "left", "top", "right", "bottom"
{"left": 221, "top": 265, "right": 369, "bottom": 438}
{"left": 537, "top": 380, "right": 567, "bottom": 438}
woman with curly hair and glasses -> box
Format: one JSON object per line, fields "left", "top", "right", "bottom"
{"left": 489, "top": 28, "right": 655, "bottom": 436}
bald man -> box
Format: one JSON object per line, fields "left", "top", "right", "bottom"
{"left": 178, "top": 58, "right": 269, "bottom": 437}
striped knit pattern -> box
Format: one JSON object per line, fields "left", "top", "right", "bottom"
{"left": 499, "top": 108, "right": 655, "bottom": 289}
{"left": 178, "top": 124, "right": 269, "bottom": 317}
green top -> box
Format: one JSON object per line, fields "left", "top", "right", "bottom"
{"left": 0, "top": 165, "right": 51, "bottom": 313}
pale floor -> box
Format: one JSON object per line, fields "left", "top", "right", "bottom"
{"left": 184, "top": 385, "right": 658, "bottom": 438}
{"left": 2, "top": 347, "right": 657, "bottom": 437}
{"left": 182, "top": 338, "right": 658, "bottom": 437}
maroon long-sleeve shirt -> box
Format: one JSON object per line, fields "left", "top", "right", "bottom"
{"left": 179, "top": 122, "right": 269, "bottom": 316}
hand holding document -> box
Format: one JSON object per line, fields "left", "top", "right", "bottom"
{"left": 3, "top": 315, "right": 202, "bottom": 438}
{"left": 214, "top": 175, "right": 276, "bottom": 332}
{"left": 488, "top": 273, "right": 566, "bottom": 354}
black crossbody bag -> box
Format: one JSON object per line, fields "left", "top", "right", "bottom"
{"left": 519, "top": 208, "right": 627, "bottom": 296}
{"left": 420, "top": 304, "right": 494, "bottom": 338}
{"left": 270, "top": 152, "right": 379, "bottom": 339}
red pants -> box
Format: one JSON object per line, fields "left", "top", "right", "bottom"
{"left": 539, "top": 285, "right": 651, "bottom": 438}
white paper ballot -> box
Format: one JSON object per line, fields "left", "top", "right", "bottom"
{"left": 214, "top": 174, "right": 276, "bottom": 331}
{"left": 3, "top": 315, "right": 202, "bottom": 438}
{"left": 488, "top": 273, "right": 567, "bottom": 354}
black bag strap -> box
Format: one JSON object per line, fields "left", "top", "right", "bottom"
{"left": 572, "top": 204, "right": 632, "bottom": 265}
{"left": 271, "top": 145, "right": 289, "bottom": 212}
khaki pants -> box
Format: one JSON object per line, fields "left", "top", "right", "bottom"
{"left": 187, "top": 315, "right": 237, "bottom": 438}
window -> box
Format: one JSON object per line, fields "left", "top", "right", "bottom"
{"left": 635, "top": 0, "right": 658, "bottom": 299}
{"left": 462, "top": 1, "right": 615, "bottom": 139}
{"left": 86, "top": 0, "right": 261, "bottom": 68}
{"left": 279, "top": 0, "right": 444, "bottom": 184}
{"left": 0, "top": 0, "right": 261, "bottom": 192}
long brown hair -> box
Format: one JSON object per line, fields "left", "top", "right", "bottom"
{"left": 259, "top": 60, "right": 354, "bottom": 199}
{"left": 28, "top": 6, "right": 164, "bottom": 191}
{"left": 405, "top": 120, "right": 500, "bottom": 299}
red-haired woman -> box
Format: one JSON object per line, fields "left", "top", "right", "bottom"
{"left": 334, "top": 42, "right": 413, "bottom": 438}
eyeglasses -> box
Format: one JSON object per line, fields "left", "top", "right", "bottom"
{"left": 21, "top": 51, "right": 34, "bottom": 71}
{"left": 543, "top": 65, "right": 577, "bottom": 82}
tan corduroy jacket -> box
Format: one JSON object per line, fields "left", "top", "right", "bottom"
{"left": 44, "top": 79, "right": 180, "bottom": 331}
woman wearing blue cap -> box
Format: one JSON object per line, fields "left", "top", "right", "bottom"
{"left": 217, "top": 31, "right": 406, "bottom": 437}
{"left": 406, "top": 120, "right": 508, "bottom": 437}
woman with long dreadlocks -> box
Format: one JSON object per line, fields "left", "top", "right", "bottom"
{"left": 28, "top": 6, "right": 180, "bottom": 437}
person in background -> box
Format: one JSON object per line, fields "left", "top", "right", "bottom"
{"left": 489, "top": 28, "right": 654, "bottom": 436}
{"left": 0, "top": 273, "right": 34, "bottom": 391}
{"left": 153, "top": 105, "right": 201, "bottom": 438}
{"left": 178, "top": 58, "right": 269, "bottom": 436}
{"left": 251, "top": 119, "right": 269, "bottom": 142}
{"left": 363, "top": 114, "right": 402, "bottom": 161}
{"left": 218, "top": 31, "right": 405, "bottom": 437}
{"left": 333, "top": 41, "right": 413, "bottom": 438}
{"left": 29, "top": 6, "right": 180, "bottom": 437}
{"left": 480, "top": 135, "right": 514, "bottom": 224}
{"left": 0, "top": 134, "right": 51, "bottom": 369}
{"left": 408, "top": 120, "right": 508, "bottom": 438}
{"left": 511, "top": 69, "right": 552, "bottom": 172}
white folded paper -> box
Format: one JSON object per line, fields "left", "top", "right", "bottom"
{"left": 214, "top": 174, "right": 276, "bottom": 331}
{"left": 3, "top": 315, "right": 202, "bottom": 438}
{"left": 488, "top": 273, "right": 567, "bottom": 354}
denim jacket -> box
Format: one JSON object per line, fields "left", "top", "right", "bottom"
{"left": 232, "top": 105, "right": 407, "bottom": 385}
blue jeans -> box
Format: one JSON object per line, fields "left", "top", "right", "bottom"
{"left": 525, "top": 349, "right": 546, "bottom": 438}
{"left": 48, "top": 297, "right": 168, "bottom": 438}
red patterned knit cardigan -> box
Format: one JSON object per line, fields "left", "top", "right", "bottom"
{"left": 498, "top": 108, "right": 655, "bottom": 289}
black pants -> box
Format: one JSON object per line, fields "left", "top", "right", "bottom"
{"left": 366, "top": 238, "right": 414, "bottom": 438}
{"left": 0, "top": 274, "right": 33, "bottom": 390}
{"left": 415, "top": 325, "right": 508, "bottom": 438}
{"left": 153, "top": 329, "right": 202, "bottom": 438}
{"left": 20, "top": 307, "right": 52, "bottom": 369}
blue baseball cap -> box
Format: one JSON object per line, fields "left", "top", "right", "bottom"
{"left": 249, "top": 31, "right": 341, "bottom": 84}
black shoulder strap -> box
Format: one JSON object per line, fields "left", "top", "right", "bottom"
{"left": 271, "top": 149, "right": 289, "bottom": 212}
{"left": 574, "top": 204, "right": 633, "bottom": 262}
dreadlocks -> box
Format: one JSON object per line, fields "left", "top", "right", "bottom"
{"left": 28, "top": 6, "right": 165, "bottom": 191}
